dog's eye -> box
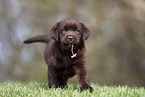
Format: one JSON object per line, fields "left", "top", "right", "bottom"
{"left": 76, "top": 29, "right": 80, "bottom": 32}
{"left": 61, "top": 29, "right": 65, "bottom": 32}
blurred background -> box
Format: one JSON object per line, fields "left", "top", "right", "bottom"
{"left": 0, "top": 0, "right": 145, "bottom": 87}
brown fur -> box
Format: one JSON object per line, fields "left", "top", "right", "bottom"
{"left": 24, "top": 17, "right": 93, "bottom": 92}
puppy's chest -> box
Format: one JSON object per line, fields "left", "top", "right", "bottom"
{"left": 57, "top": 56, "right": 72, "bottom": 68}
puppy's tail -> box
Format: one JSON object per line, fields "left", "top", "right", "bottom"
{"left": 24, "top": 35, "right": 51, "bottom": 44}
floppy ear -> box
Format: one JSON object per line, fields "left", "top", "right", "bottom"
{"left": 80, "top": 22, "right": 90, "bottom": 41}
{"left": 50, "top": 22, "right": 60, "bottom": 41}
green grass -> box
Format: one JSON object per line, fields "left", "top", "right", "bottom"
{"left": 0, "top": 82, "right": 145, "bottom": 97}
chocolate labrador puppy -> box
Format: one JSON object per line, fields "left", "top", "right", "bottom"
{"left": 24, "top": 17, "right": 93, "bottom": 92}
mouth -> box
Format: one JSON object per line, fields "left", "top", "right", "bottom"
{"left": 63, "top": 43, "right": 77, "bottom": 47}
{"left": 63, "top": 44, "right": 70, "bottom": 47}
{"left": 62, "top": 43, "right": 77, "bottom": 58}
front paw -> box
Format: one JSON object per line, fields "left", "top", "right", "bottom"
{"left": 80, "top": 86, "right": 94, "bottom": 92}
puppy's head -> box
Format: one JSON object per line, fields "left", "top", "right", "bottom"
{"left": 50, "top": 17, "right": 90, "bottom": 49}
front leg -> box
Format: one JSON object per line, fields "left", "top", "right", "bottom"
{"left": 48, "top": 68, "right": 60, "bottom": 88}
{"left": 73, "top": 65, "right": 94, "bottom": 92}
{"left": 48, "top": 67, "right": 67, "bottom": 88}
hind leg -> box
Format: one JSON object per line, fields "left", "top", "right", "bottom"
{"left": 62, "top": 67, "right": 76, "bottom": 80}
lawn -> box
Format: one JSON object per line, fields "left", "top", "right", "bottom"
{"left": 0, "top": 82, "right": 145, "bottom": 97}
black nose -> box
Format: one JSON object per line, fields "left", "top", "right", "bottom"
{"left": 67, "top": 36, "right": 74, "bottom": 42}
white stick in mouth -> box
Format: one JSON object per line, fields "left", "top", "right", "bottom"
{"left": 71, "top": 44, "right": 77, "bottom": 58}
